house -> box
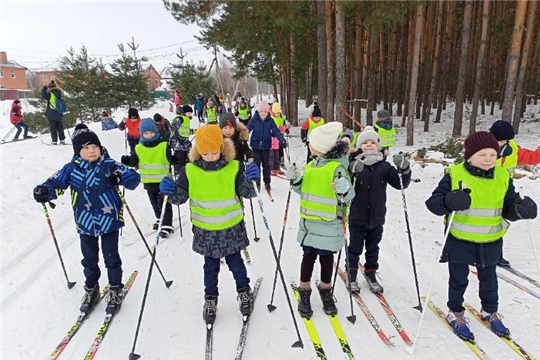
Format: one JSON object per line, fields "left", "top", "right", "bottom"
{"left": 33, "top": 69, "right": 59, "bottom": 87}
{"left": 144, "top": 64, "right": 161, "bottom": 91}
{"left": 0, "top": 51, "right": 29, "bottom": 90}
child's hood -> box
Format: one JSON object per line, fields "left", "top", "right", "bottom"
{"left": 376, "top": 118, "right": 393, "bottom": 130}
{"left": 188, "top": 137, "right": 236, "bottom": 164}
{"left": 311, "top": 140, "right": 350, "bottom": 168}
{"left": 236, "top": 122, "right": 250, "bottom": 141}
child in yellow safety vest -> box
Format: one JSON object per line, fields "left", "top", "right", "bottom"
{"left": 271, "top": 102, "right": 289, "bottom": 171}
{"left": 121, "top": 118, "right": 179, "bottom": 238}
{"left": 206, "top": 99, "right": 218, "bottom": 124}
{"left": 158, "top": 125, "right": 261, "bottom": 325}
{"left": 300, "top": 107, "right": 325, "bottom": 164}
{"left": 374, "top": 110, "right": 396, "bottom": 156}
{"left": 425, "top": 131, "right": 537, "bottom": 341}
{"left": 170, "top": 105, "right": 194, "bottom": 174}
{"left": 285, "top": 122, "right": 355, "bottom": 318}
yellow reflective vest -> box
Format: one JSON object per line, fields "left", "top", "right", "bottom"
{"left": 237, "top": 107, "right": 250, "bottom": 120}
{"left": 207, "top": 107, "right": 217, "bottom": 123}
{"left": 186, "top": 161, "right": 244, "bottom": 230}
{"left": 176, "top": 115, "right": 190, "bottom": 138}
{"left": 307, "top": 117, "right": 325, "bottom": 137}
{"left": 446, "top": 163, "right": 510, "bottom": 243}
{"left": 136, "top": 142, "right": 170, "bottom": 184}
{"left": 374, "top": 124, "right": 396, "bottom": 148}
{"left": 272, "top": 115, "right": 285, "bottom": 128}
{"left": 496, "top": 140, "right": 518, "bottom": 177}
{"left": 300, "top": 160, "right": 344, "bottom": 221}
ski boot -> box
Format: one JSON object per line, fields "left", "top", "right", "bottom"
{"left": 203, "top": 295, "right": 218, "bottom": 325}
{"left": 237, "top": 287, "right": 254, "bottom": 318}
{"left": 317, "top": 285, "right": 338, "bottom": 316}
{"left": 447, "top": 311, "right": 474, "bottom": 341}
{"left": 153, "top": 219, "right": 160, "bottom": 230}
{"left": 297, "top": 287, "right": 313, "bottom": 318}
{"left": 60, "top": 140, "right": 66, "bottom": 145}
{"left": 482, "top": 310, "right": 511, "bottom": 338}
{"left": 161, "top": 225, "right": 175, "bottom": 238}
{"left": 80, "top": 284, "right": 100, "bottom": 314}
{"left": 271, "top": 170, "right": 278, "bottom": 176}
{"left": 364, "top": 269, "right": 384, "bottom": 294}
{"left": 105, "top": 285, "right": 124, "bottom": 315}
{"left": 348, "top": 269, "right": 360, "bottom": 294}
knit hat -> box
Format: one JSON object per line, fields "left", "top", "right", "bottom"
{"left": 377, "top": 109, "right": 391, "bottom": 119}
{"left": 312, "top": 107, "right": 322, "bottom": 117}
{"left": 464, "top": 131, "right": 499, "bottom": 160}
{"left": 356, "top": 126, "right": 382, "bottom": 151}
{"left": 489, "top": 120, "right": 514, "bottom": 141}
{"left": 153, "top": 113, "right": 163, "bottom": 122}
{"left": 102, "top": 110, "right": 109, "bottom": 117}
{"left": 139, "top": 117, "right": 160, "bottom": 143}
{"left": 257, "top": 100, "right": 270, "bottom": 113}
{"left": 219, "top": 112, "right": 237, "bottom": 129}
{"left": 14, "top": 99, "right": 20, "bottom": 104}
{"left": 272, "top": 102, "right": 282, "bottom": 114}
{"left": 309, "top": 122, "right": 343, "bottom": 154}
{"left": 72, "top": 123, "right": 101, "bottom": 155}
{"left": 196, "top": 125, "right": 224, "bottom": 154}
{"left": 48, "top": 80, "right": 57, "bottom": 88}
{"left": 128, "top": 108, "right": 139, "bottom": 118}
{"left": 182, "top": 105, "right": 193, "bottom": 114}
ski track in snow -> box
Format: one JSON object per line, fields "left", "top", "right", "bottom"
{"left": 1, "top": 99, "right": 539, "bottom": 359}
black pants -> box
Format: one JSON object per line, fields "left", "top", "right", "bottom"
{"left": 48, "top": 119, "right": 66, "bottom": 142}
{"left": 347, "top": 225, "right": 384, "bottom": 271}
{"left": 197, "top": 111, "right": 205, "bottom": 123}
{"left": 253, "top": 149, "right": 271, "bottom": 185}
{"left": 147, "top": 189, "right": 172, "bottom": 226}
{"left": 173, "top": 150, "right": 189, "bottom": 176}
{"left": 203, "top": 251, "right": 249, "bottom": 296}
{"left": 300, "top": 247, "right": 334, "bottom": 284}
{"left": 447, "top": 263, "right": 498, "bottom": 313}
{"left": 306, "top": 143, "right": 312, "bottom": 164}
{"left": 14, "top": 122, "right": 29, "bottom": 139}
{"left": 80, "top": 230, "right": 122, "bottom": 288}
{"left": 127, "top": 137, "right": 138, "bottom": 154}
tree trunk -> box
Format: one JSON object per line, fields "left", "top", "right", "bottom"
{"left": 425, "top": 1, "right": 444, "bottom": 131}
{"left": 452, "top": 0, "right": 474, "bottom": 137}
{"left": 406, "top": 4, "right": 425, "bottom": 146}
{"left": 305, "top": 63, "right": 313, "bottom": 109}
{"left": 334, "top": 1, "right": 347, "bottom": 126}
{"left": 317, "top": 0, "right": 327, "bottom": 112}
{"left": 501, "top": 0, "right": 528, "bottom": 120}
{"left": 367, "top": 29, "right": 377, "bottom": 126}
{"left": 353, "top": 12, "right": 363, "bottom": 130}
{"left": 402, "top": 15, "right": 415, "bottom": 127}
{"left": 325, "top": 0, "right": 335, "bottom": 122}
{"left": 469, "top": 0, "right": 490, "bottom": 135}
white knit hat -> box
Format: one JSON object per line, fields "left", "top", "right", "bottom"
{"left": 309, "top": 122, "right": 343, "bottom": 154}
{"left": 356, "top": 126, "right": 381, "bottom": 150}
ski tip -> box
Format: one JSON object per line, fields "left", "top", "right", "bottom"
{"left": 67, "top": 281, "right": 77, "bottom": 289}
{"left": 128, "top": 353, "right": 141, "bottom": 360}
{"left": 291, "top": 340, "right": 304, "bottom": 349}
{"left": 267, "top": 304, "right": 277, "bottom": 312}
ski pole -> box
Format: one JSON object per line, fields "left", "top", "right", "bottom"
{"left": 177, "top": 204, "right": 183, "bottom": 238}
{"left": 267, "top": 183, "right": 293, "bottom": 312}
{"left": 331, "top": 249, "right": 342, "bottom": 295}
{"left": 1, "top": 126, "right": 16, "bottom": 142}
{"left": 249, "top": 198, "right": 260, "bottom": 242}
{"left": 41, "top": 202, "right": 76, "bottom": 289}
{"left": 117, "top": 189, "right": 173, "bottom": 288}
{"left": 129, "top": 195, "right": 169, "bottom": 360}
{"left": 252, "top": 181, "right": 303, "bottom": 349}
{"left": 338, "top": 183, "right": 356, "bottom": 324}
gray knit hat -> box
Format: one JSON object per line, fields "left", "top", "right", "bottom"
{"left": 356, "top": 126, "right": 381, "bottom": 150}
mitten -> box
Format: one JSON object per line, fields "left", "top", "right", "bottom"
{"left": 349, "top": 158, "right": 365, "bottom": 173}
{"left": 105, "top": 171, "right": 122, "bottom": 186}
{"left": 121, "top": 155, "right": 131, "bottom": 166}
{"left": 245, "top": 163, "right": 260, "bottom": 182}
{"left": 444, "top": 189, "right": 472, "bottom": 212}
{"left": 332, "top": 177, "right": 350, "bottom": 195}
{"left": 33, "top": 186, "right": 49, "bottom": 203}
{"left": 286, "top": 166, "right": 300, "bottom": 181}
{"left": 159, "top": 177, "right": 176, "bottom": 195}
{"left": 393, "top": 153, "right": 410, "bottom": 174}
{"left": 516, "top": 196, "right": 538, "bottom": 219}
{"left": 281, "top": 139, "right": 288, "bottom": 149}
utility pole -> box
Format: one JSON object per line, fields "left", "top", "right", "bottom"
{"left": 213, "top": 45, "right": 224, "bottom": 95}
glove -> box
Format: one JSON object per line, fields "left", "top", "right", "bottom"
{"left": 105, "top": 171, "right": 122, "bottom": 186}
{"left": 170, "top": 154, "right": 179, "bottom": 165}
{"left": 332, "top": 177, "right": 350, "bottom": 195}
{"left": 281, "top": 139, "right": 288, "bottom": 149}
{"left": 245, "top": 163, "right": 260, "bottom": 182}
{"left": 33, "top": 186, "right": 49, "bottom": 203}
{"left": 159, "top": 177, "right": 176, "bottom": 195}
{"left": 349, "top": 158, "right": 365, "bottom": 173}
{"left": 444, "top": 189, "right": 472, "bottom": 212}
{"left": 393, "top": 153, "right": 410, "bottom": 174}
{"left": 121, "top": 155, "right": 130, "bottom": 165}
{"left": 516, "top": 196, "right": 538, "bottom": 219}
{"left": 286, "top": 166, "right": 300, "bottom": 180}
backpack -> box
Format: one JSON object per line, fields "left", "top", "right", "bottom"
{"left": 50, "top": 92, "right": 68, "bottom": 115}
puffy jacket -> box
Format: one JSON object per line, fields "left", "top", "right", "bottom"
{"left": 41, "top": 86, "right": 63, "bottom": 122}
{"left": 517, "top": 147, "right": 540, "bottom": 166}
{"left": 118, "top": 117, "right": 141, "bottom": 140}
{"left": 229, "top": 122, "right": 253, "bottom": 162}
{"left": 247, "top": 111, "right": 285, "bottom": 150}
{"left": 10, "top": 102, "right": 22, "bottom": 124}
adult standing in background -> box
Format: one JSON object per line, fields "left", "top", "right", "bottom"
{"left": 195, "top": 93, "right": 206, "bottom": 123}
{"left": 41, "top": 80, "right": 66, "bottom": 145}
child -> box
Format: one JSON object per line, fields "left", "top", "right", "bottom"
{"left": 425, "top": 131, "right": 537, "bottom": 341}
{"left": 10, "top": 100, "right": 31, "bottom": 141}
{"left": 170, "top": 105, "right": 194, "bottom": 174}
{"left": 206, "top": 99, "right": 218, "bottom": 124}
{"left": 346, "top": 126, "right": 411, "bottom": 294}
{"left": 121, "top": 118, "right": 177, "bottom": 237}
{"left": 373, "top": 110, "right": 396, "bottom": 155}
{"left": 153, "top": 113, "right": 171, "bottom": 143}
{"left": 247, "top": 100, "right": 287, "bottom": 191}
{"left": 196, "top": 93, "right": 206, "bottom": 123}
{"left": 174, "top": 89, "right": 181, "bottom": 106}
{"left": 219, "top": 112, "right": 253, "bottom": 163}
{"left": 286, "top": 122, "right": 354, "bottom": 318}
{"left": 271, "top": 102, "right": 289, "bottom": 170}
{"left": 118, "top": 108, "right": 141, "bottom": 154}
{"left": 300, "top": 107, "right": 325, "bottom": 164}
{"left": 33, "top": 124, "right": 140, "bottom": 315}
{"left": 158, "top": 125, "right": 260, "bottom": 324}
{"left": 235, "top": 99, "right": 252, "bottom": 126}
{"left": 101, "top": 111, "right": 118, "bottom": 131}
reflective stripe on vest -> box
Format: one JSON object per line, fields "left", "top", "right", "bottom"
{"left": 446, "top": 164, "right": 510, "bottom": 242}
{"left": 186, "top": 161, "right": 243, "bottom": 230}
{"left": 177, "top": 115, "right": 191, "bottom": 138}
{"left": 136, "top": 142, "right": 170, "bottom": 183}
{"left": 238, "top": 107, "right": 249, "bottom": 120}
{"left": 300, "top": 160, "right": 342, "bottom": 221}
{"left": 307, "top": 117, "right": 325, "bottom": 137}
{"left": 496, "top": 140, "right": 518, "bottom": 177}
{"left": 374, "top": 124, "right": 396, "bottom": 147}
{"left": 207, "top": 107, "right": 217, "bottom": 123}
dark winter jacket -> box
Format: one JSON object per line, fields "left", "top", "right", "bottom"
{"left": 425, "top": 162, "right": 522, "bottom": 268}
{"left": 168, "top": 138, "right": 256, "bottom": 258}
{"left": 154, "top": 118, "right": 171, "bottom": 143}
{"left": 247, "top": 111, "right": 285, "bottom": 150}
{"left": 41, "top": 86, "right": 64, "bottom": 122}
{"left": 195, "top": 96, "right": 205, "bottom": 112}
{"left": 348, "top": 149, "right": 411, "bottom": 228}
{"left": 37, "top": 151, "right": 140, "bottom": 236}
{"left": 229, "top": 122, "right": 253, "bottom": 163}
{"left": 170, "top": 115, "right": 193, "bottom": 152}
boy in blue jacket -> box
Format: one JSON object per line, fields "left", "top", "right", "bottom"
{"left": 33, "top": 124, "right": 140, "bottom": 315}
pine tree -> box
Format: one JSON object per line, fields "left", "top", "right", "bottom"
{"left": 169, "top": 58, "right": 215, "bottom": 105}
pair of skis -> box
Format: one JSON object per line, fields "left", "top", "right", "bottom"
{"left": 48, "top": 270, "right": 138, "bottom": 360}
{"left": 205, "top": 277, "right": 263, "bottom": 360}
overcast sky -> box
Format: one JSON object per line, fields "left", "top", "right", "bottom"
{"left": 1, "top": 1, "right": 211, "bottom": 73}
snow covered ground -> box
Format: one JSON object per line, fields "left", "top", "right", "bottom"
{"left": 1, "top": 100, "right": 539, "bottom": 360}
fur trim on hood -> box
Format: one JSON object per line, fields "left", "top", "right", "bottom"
{"left": 323, "top": 140, "right": 349, "bottom": 160}
{"left": 188, "top": 137, "right": 236, "bottom": 163}
{"left": 236, "top": 122, "right": 250, "bottom": 141}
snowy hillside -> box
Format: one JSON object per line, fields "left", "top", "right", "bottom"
{"left": 1, "top": 102, "right": 539, "bottom": 360}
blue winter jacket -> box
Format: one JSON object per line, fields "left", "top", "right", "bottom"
{"left": 247, "top": 111, "right": 285, "bottom": 150}
{"left": 195, "top": 96, "right": 205, "bottom": 112}
{"left": 38, "top": 150, "right": 140, "bottom": 236}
